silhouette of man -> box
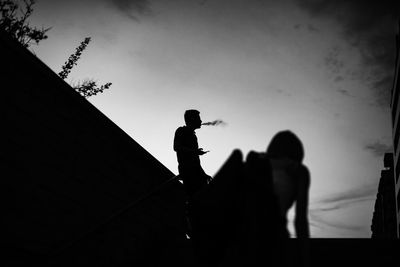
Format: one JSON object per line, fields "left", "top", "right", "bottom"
{"left": 174, "top": 109, "right": 210, "bottom": 198}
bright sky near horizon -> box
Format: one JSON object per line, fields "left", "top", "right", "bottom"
{"left": 27, "top": 0, "right": 398, "bottom": 237}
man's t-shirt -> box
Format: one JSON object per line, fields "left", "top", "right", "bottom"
{"left": 174, "top": 126, "right": 207, "bottom": 196}
{"left": 173, "top": 126, "right": 201, "bottom": 169}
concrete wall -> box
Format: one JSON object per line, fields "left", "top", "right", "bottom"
{"left": 0, "top": 31, "right": 186, "bottom": 265}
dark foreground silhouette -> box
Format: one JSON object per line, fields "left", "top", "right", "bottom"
{"left": 186, "top": 147, "right": 309, "bottom": 266}
{"left": 177, "top": 130, "right": 309, "bottom": 266}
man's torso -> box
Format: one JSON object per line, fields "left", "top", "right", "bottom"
{"left": 174, "top": 126, "right": 201, "bottom": 168}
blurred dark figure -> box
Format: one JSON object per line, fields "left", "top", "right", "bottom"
{"left": 230, "top": 149, "right": 279, "bottom": 266}
{"left": 266, "top": 130, "right": 310, "bottom": 267}
{"left": 173, "top": 109, "right": 211, "bottom": 197}
{"left": 266, "top": 130, "right": 310, "bottom": 238}
{"left": 189, "top": 149, "right": 245, "bottom": 266}
{"left": 229, "top": 131, "right": 310, "bottom": 266}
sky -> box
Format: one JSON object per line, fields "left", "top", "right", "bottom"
{"left": 25, "top": 0, "right": 399, "bottom": 237}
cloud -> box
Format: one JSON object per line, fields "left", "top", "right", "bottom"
{"left": 307, "top": 24, "right": 319, "bottom": 32}
{"left": 334, "top": 76, "right": 344, "bottom": 82}
{"left": 315, "top": 183, "right": 377, "bottom": 206}
{"left": 108, "top": 0, "right": 151, "bottom": 20}
{"left": 313, "top": 196, "right": 374, "bottom": 212}
{"left": 336, "top": 88, "right": 353, "bottom": 97}
{"left": 364, "top": 141, "right": 392, "bottom": 157}
{"left": 309, "top": 210, "right": 366, "bottom": 231}
{"left": 296, "top": 0, "right": 400, "bottom": 107}
{"left": 324, "top": 46, "right": 344, "bottom": 74}
{"left": 293, "top": 23, "right": 320, "bottom": 33}
{"left": 307, "top": 184, "right": 377, "bottom": 234}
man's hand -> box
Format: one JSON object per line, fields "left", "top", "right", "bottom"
{"left": 206, "top": 175, "right": 213, "bottom": 184}
{"left": 198, "top": 148, "right": 209, "bottom": 155}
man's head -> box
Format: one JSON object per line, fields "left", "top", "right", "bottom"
{"left": 184, "top": 109, "right": 202, "bottom": 129}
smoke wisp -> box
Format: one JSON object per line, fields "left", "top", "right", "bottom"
{"left": 201, "top": 120, "right": 227, "bottom": 126}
